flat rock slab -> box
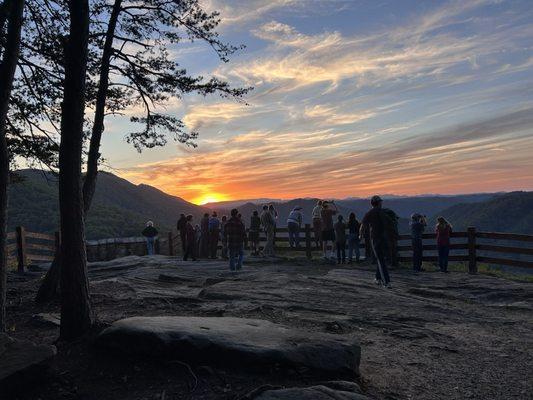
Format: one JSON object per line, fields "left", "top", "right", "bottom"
{"left": 97, "top": 316, "right": 360, "bottom": 377}
{"left": 254, "top": 385, "right": 371, "bottom": 400}
{"left": 0, "top": 334, "right": 56, "bottom": 394}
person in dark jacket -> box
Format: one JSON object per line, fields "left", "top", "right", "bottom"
{"left": 142, "top": 221, "right": 158, "bottom": 255}
{"left": 334, "top": 215, "right": 346, "bottom": 264}
{"left": 360, "top": 195, "right": 391, "bottom": 287}
{"left": 183, "top": 215, "right": 197, "bottom": 261}
{"left": 249, "top": 211, "right": 261, "bottom": 255}
{"left": 436, "top": 216, "right": 452, "bottom": 273}
{"left": 176, "top": 214, "right": 187, "bottom": 253}
{"left": 347, "top": 212, "right": 361, "bottom": 263}
{"left": 410, "top": 213, "right": 427, "bottom": 272}
{"left": 208, "top": 212, "right": 220, "bottom": 259}
{"left": 224, "top": 209, "right": 246, "bottom": 271}
{"left": 220, "top": 215, "right": 228, "bottom": 259}
{"left": 199, "top": 213, "right": 210, "bottom": 258}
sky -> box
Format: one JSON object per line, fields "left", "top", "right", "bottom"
{"left": 101, "top": 0, "right": 533, "bottom": 205}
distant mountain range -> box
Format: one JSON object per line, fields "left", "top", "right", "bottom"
{"left": 8, "top": 169, "right": 208, "bottom": 239}
{"left": 7, "top": 169, "right": 533, "bottom": 239}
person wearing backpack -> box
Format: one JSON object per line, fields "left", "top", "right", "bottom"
{"left": 142, "top": 221, "right": 158, "bottom": 255}
{"left": 360, "top": 195, "right": 391, "bottom": 288}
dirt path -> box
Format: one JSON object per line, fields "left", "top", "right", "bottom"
{"left": 5, "top": 256, "right": 533, "bottom": 399}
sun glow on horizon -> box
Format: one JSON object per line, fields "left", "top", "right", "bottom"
{"left": 193, "top": 193, "right": 228, "bottom": 205}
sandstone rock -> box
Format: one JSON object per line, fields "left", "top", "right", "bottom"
{"left": 0, "top": 334, "right": 56, "bottom": 394}
{"left": 97, "top": 316, "right": 360, "bottom": 377}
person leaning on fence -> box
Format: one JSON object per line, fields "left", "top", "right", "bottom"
{"left": 249, "top": 210, "right": 261, "bottom": 255}
{"left": 261, "top": 205, "right": 276, "bottom": 256}
{"left": 436, "top": 216, "right": 452, "bottom": 273}
{"left": 141, "top": 221, "right": 158, "bottom": 255}
{"left": 360, "top": 195, "right": 391, "bottom": 288}
{"left": 347, "top": 212, "right": 361, "bottom": 263}
{"left": 208, "top": 212, "right": 221, "bottom": 259}
{"left": 287, "top": 206, "right": 303, "bottom": 248}
{"left": 410, "top": 213, "right": 427, "bottom": 272}
{"left": 321, "top": 201, "right": 338, "bottom": 260}
{"left": 183, "top": 215, "right": 197, "bottom": 261}
{"left": 312, "top": 200, "right": 323, "bottom": 248}
{"left": 334, "top": 215, "right": 347, "bottom": 264}
{"left": 224, "top": 208, "right": 247, "bottom": 271}
{"left": 177, "top": 213, "right": 187, "bottom": 253}
{"left": 220, "top": 215, "right": 228, "bottom": 260}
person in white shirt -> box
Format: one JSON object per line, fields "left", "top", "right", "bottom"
{"left": 287, "top": 206, "right": 303, "bottom": 248}
{"left": 311, "top": 200, "right": 323, "bottom": 248}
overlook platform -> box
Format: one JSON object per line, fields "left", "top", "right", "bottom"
{"left": 6, "top": 256, "right": 533, "bottom": 399}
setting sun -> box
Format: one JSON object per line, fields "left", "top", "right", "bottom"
{"left": 193, "top": 194, "right": 228, "bottom": 205}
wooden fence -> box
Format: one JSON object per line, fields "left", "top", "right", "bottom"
{"left": 6, "top": 225, "right": 533, "bottom": 272}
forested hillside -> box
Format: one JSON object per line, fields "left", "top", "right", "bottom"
{"left": 8, "top": 170, "right": 207, "bottom": 239}
{"left": 437, "top": 192, "right": 533, "bottom": 234}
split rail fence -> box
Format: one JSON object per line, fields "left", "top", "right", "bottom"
{"left": 5, "top": 225, "right": 533, "bottom": 273}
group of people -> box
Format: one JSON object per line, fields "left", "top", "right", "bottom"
{"left": 141, "top": 195, "right": 454, "bottom": 284}
{"left": 174, "top": 210, "right": 247, "bottom": 271}
{"left": 410, "top": 213, "right": 453, "bottom": 274}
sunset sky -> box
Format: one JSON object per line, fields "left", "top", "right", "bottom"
{"left": 101, "top": 0, "right": 533, "bottom": 205}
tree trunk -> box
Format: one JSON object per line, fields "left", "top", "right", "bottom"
{"left": 82, "top": 0, "right": 122, "bottom": 214}
{"left": 58, "top": 0, "right": 92, "bottom": 340}
{"left": 36, "top": 0, "right": 122, "bottom": 305}
{"left": 0, "top": 0, "right": 24, "bottom": 333}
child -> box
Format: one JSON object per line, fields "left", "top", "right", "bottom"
{"left": 436, "top": 217, "right": 452, "bottom": 273}
{"left": 334, "top": 215, "right": 347, "bottom": 264}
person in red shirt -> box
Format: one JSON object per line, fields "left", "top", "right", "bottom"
{"left": 436, "top": 216, "right": 452, "bottom": 273}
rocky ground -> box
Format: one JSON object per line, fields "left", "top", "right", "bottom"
{"left": 4, "top": 255, "right": 533, "bottom": 400}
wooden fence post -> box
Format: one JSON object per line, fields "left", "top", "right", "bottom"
{"left": 168, "top": 232, "right": 174, "bottom": 256}
{"left": 16, "top": 226, "right": 26, "bottom": 273}
{"left": 467, "top": 227, "right": 477, "bottom": 274}
{"left": 305, "top": 224, "right": 312, "bottom": 259}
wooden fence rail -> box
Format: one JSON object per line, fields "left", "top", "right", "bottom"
{"left": 6, "top": 225, "right": 533, "bottom": 272}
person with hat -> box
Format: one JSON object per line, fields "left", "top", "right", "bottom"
{"left": 287, "top": 206, "right": 303, "bottom": 248}
{"left": 360, "top": 195, "right": 391, "bottom": 287}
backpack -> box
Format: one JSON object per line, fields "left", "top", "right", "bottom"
{"left": 380, "top": 208, "right": 399, "bottom": 238}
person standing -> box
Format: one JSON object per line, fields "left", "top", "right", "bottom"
{"left": 287, "top": 206, "right": 303, "bottom": 248}
{"left": 183, "top": 215, "right": 197, "bottom": 261}
{"left": 360, "top": 195, "right": 391, "bottom": 288}
{"left": 176, "top": 214, "right": 187, "bottom": 253}
{"left": 347, "top": 212, "right": 361, "bottom": 263}
{"left": 320, "top": 201, "right": 338, "bottom": 260}
{"left": 208, "top": 212, "right": 221, "bottom": 259}
{"left": 311, "top": 200, "right": 323, "bottom": 248}
{"left": 142, "top": 221, "right": 158, "bottom": 255}
{"left": 220, "top": 215, "right": 228, "bottom": 259}
{"left": 249, "top": 210, "right": 261, "bottom": 255}
{"left": 199, "top": 213, "right": 210, "bottom": 258}
{"left": 436, "top": 217, "right": 452, "bottom": 273}
{"left": 261, "top": 205, "right": 276, "bottom": 256}
{"left": 410, "top": 213, "right": 426, "bottom": 272}
{"left": 224, "top": 209, "right": 246, "bottom": 271}
{"left": 334, "top": 215, "right": 347, "bottom": 264}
